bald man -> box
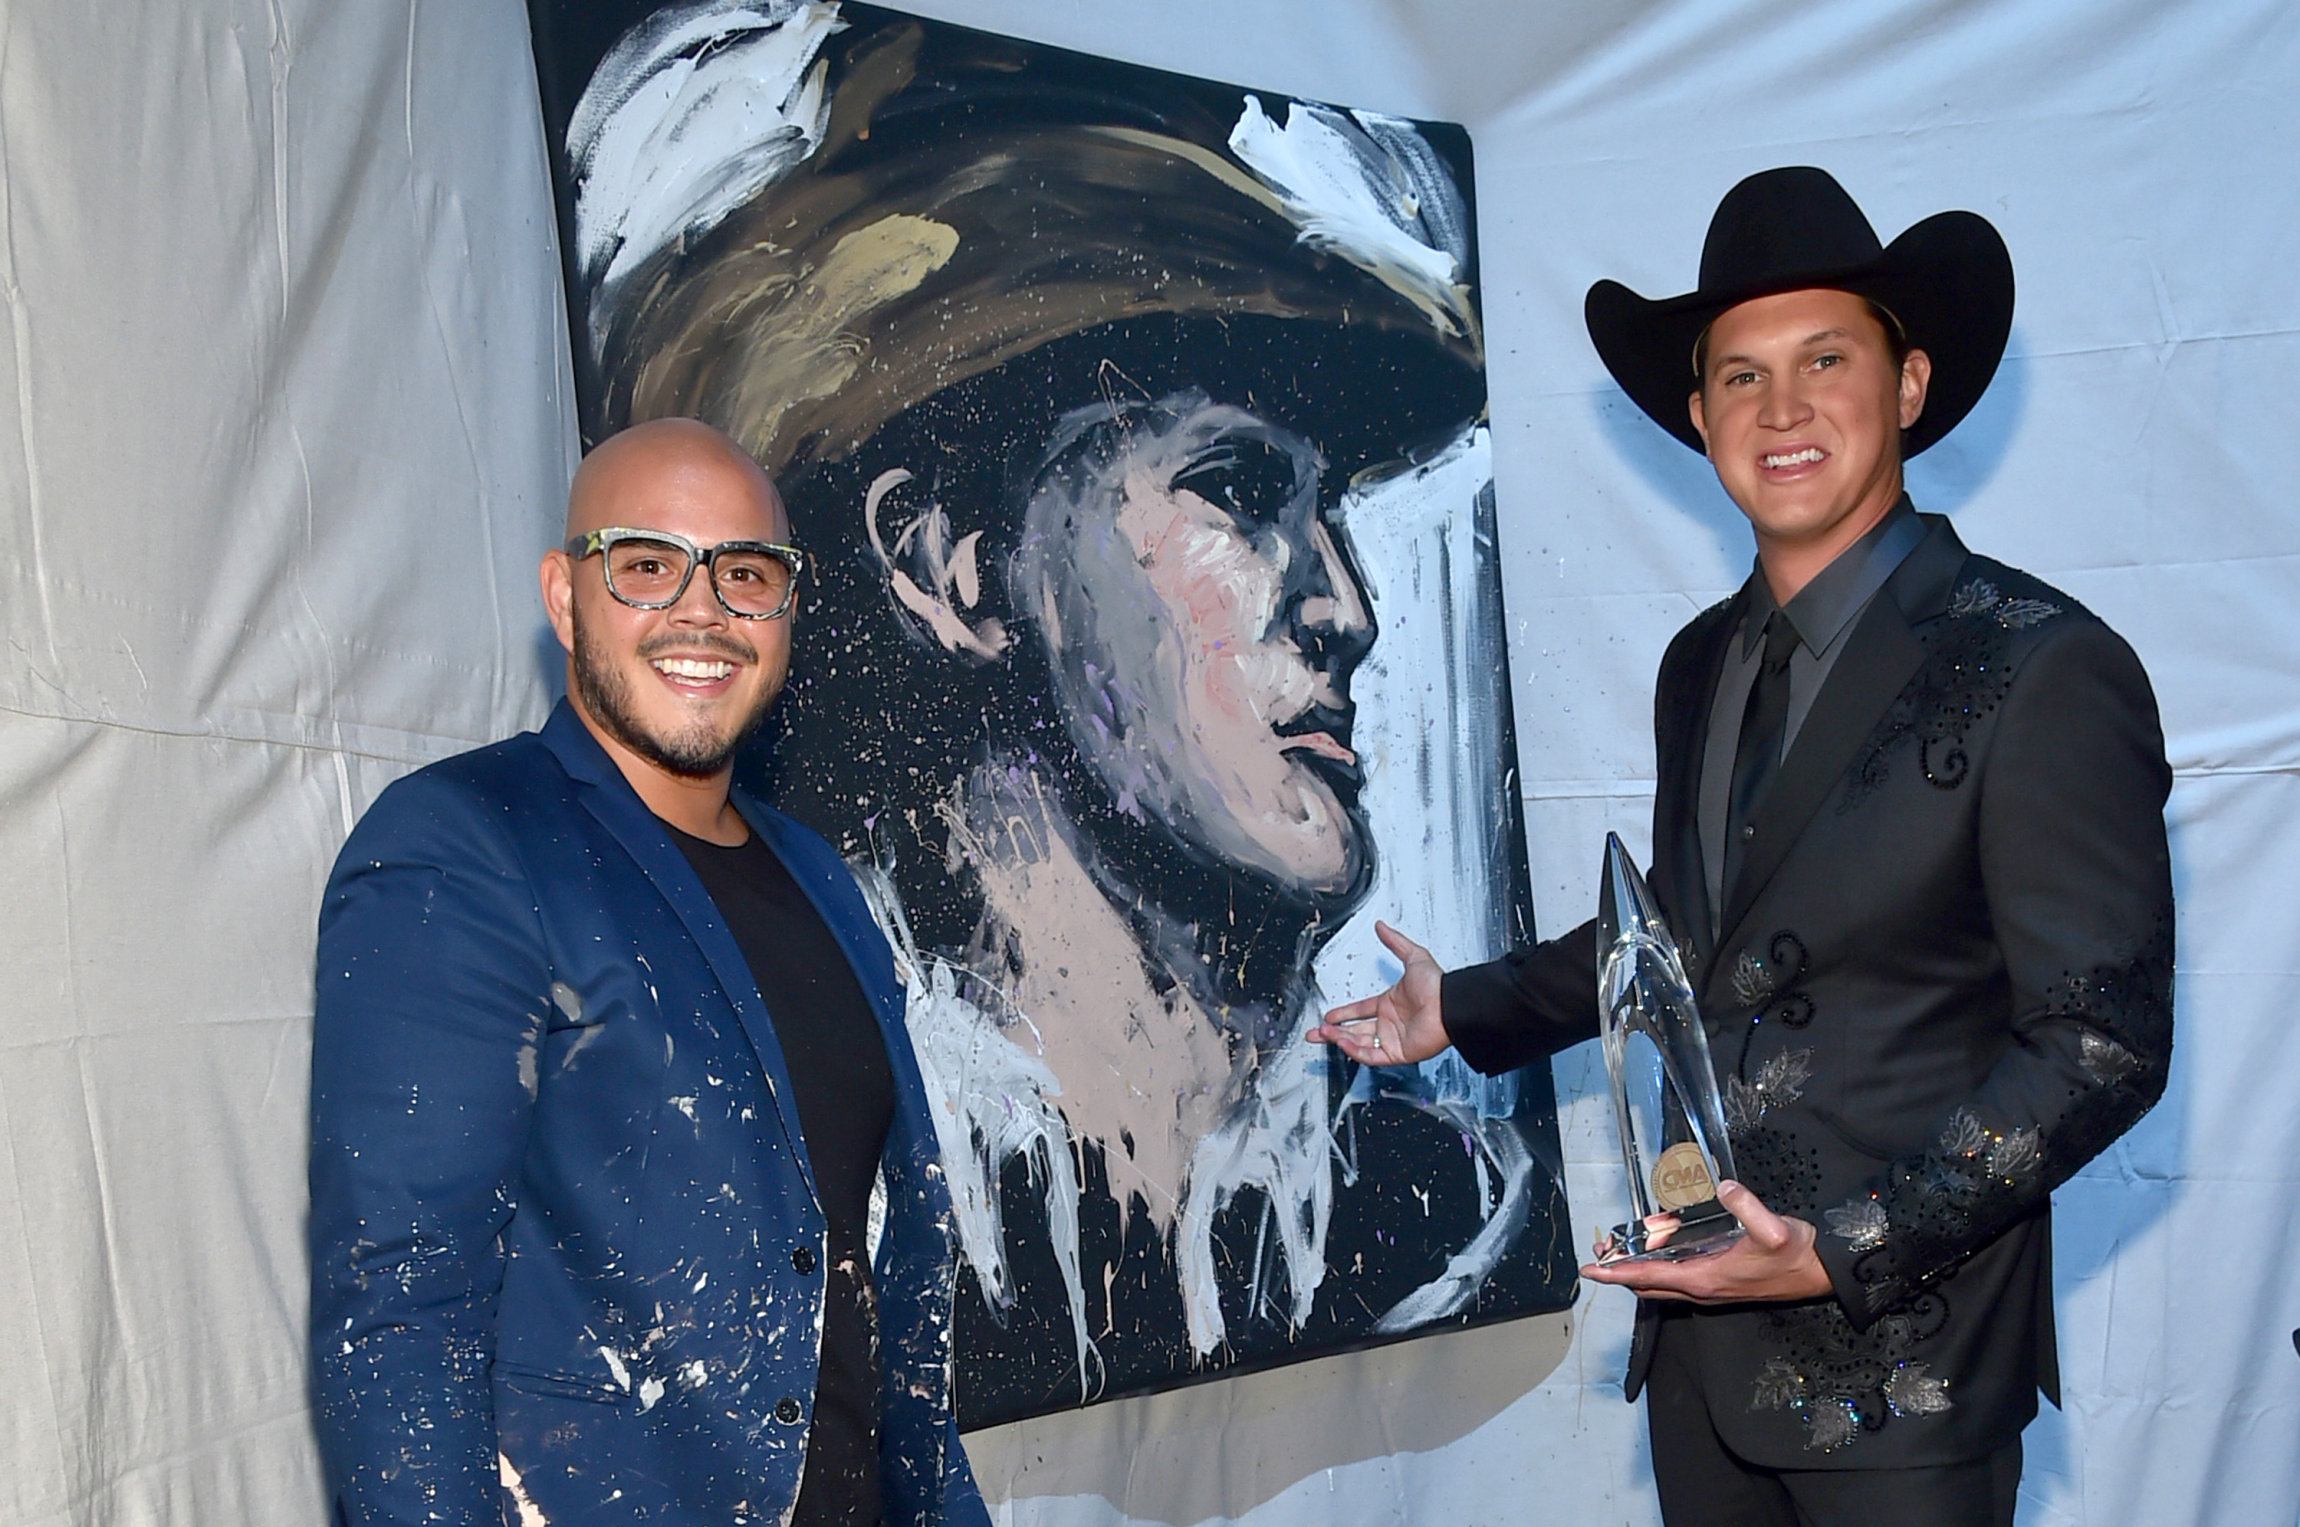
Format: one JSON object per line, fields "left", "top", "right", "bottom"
{"left": 310, "top": 420, "right": 990, "bottom": 1527}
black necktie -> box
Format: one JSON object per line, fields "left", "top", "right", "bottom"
{"left": 1724, "top": 611, "right": 1799, "bottom": 905}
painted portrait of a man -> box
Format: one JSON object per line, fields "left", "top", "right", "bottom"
{"left": 528, "top": 0, "right": 1576, "bottom": 1424}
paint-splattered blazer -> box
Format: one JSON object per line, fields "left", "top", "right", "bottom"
{"left": 1442, "top": 514, "right": 2174, "bottom": 1468}
{"left": 310, "top": 700, "right": 990, "bottom": 1526}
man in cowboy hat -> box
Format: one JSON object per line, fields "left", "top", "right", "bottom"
{"left": 1313, "top": 166, "right": 2174, "bottom": 1524}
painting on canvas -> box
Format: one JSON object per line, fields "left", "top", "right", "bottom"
{"left": 526, "top": 0, "right": 1576, "bottom": 1426}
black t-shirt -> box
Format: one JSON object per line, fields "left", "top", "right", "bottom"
{"left": 670, "top": 823, "right": 895, "bottom": 1527}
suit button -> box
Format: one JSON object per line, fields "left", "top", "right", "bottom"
{"left": 1740, "top": 824, "right": 1756, "bottom": 841}
{"left": 791, "top": 1246, "right": 817, "bottom": 1274}
{"left": 774, "top": 1396, "right": 803, "bottom": 1425}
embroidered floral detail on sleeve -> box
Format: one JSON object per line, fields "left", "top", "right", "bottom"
{"left": 2079, "top": 1029, "right": 2140, "bottom": 1085}
{"left": 1825, "top": 1197, "right": 1889, "bottom": 1252}
{"left": 1983, "top": 1127, "right": 2043, "bottom": 1183}
{"left": 1994, "top": 597, "right": 2063, "bottom": 629}
{"left": 1832, "top": 915, "right": 2172, "bottom": 1320}
{"left": 1945, "top": 579, "right": 1999, "bottom": 619}
{"left": 1934, "top": 1109, "right": 2042, "bottom": 1184}
{"left": 1884, "top": 1362, "right": 1952, "bottom": 1416}
{"left": 1937, "top": 1109, "right": 1991, "bottom": 1158}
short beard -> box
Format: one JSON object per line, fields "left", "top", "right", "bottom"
{"left": 569, "top": 607, "right": 778, "bottom": 779}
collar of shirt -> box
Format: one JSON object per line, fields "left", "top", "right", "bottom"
{"left": 1739, "top": 493, "right": 1927, "bottom": 661}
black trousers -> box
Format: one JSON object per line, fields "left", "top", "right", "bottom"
{"left": 1645, "top": 1316, "right": 2022, "bottom": 1527}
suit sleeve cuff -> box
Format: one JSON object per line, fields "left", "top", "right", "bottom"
{"left": 1438, "top": 919, "right": 1602, "bottom": 1076}
{"left": 1442, "top": 960, "right": 1546, "bottom": 1074}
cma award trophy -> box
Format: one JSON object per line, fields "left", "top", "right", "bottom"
{"left": 1594, "top": 833, "right": 1742, "bottom": 1263}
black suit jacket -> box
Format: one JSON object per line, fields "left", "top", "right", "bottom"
{"left": 1442, "top": 515, "right": 2173, "bottom": 1467}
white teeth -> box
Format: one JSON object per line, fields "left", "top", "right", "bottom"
{"left": 1763, "top": 447, "right": 1825, "bottom": 468}
{"left": 653, "top": 657, "right": 735, "bottom": 681}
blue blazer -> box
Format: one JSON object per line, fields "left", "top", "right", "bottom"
{"left": 310, "top": 701, "right": 989, "bottom": 1526}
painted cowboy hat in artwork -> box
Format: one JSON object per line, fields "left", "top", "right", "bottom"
{"left": 1584, "top": 165, "right": 2014, "bottom": 456}
{"left": 567, "top": 3, "right": 1485, "bottom": 476}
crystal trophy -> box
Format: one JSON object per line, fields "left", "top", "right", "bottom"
{"left": 1594, "top": 833, "right": 1742, "bottom": 1263}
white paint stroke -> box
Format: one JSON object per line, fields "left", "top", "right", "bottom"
{"left": 850, "top": 860, "right": 1099, "bottom": 1402}
{"left": 1175, "top": 1028, "right": 1334, "bottom": 1355}
{"left": 1313, "top": 423, "right": 1545, "bottom": 1326}
{"left": 1228, "top": 96, "right": 1476, "bottom": 341}
{"left": 497, "top": 1453, "right": 550, "bottom": 1527}
{"left": 867, "top": 468, "right": 1012, "bottom": 659}
{"left": 952, "top": 762, "right": 1340, "bottom": 1359}
{"left": 568, "top": 0, "right": 844, "bottom": 353}
{"left": 1367, "top": 1097, "right": 1535, "bottom": 1332}
{"left": 1318, "top": 424, "right": 1509, "bottom": 995}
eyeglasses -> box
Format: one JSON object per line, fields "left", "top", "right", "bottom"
{"left": 564, "top": 527, "right": 807, "bottom": 620}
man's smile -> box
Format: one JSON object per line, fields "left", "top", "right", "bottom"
{"left": 1761, "top": 446, "right": 1826, "bottom": 470}
{"left": 636, "top": 629, "right": 755, "bottom": 695}
{"left": 651, "top": 654, "right": 739, "bottom": 686}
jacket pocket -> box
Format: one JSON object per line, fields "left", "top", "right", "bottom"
{"left": 1810, "top": 1104, "right": 1901, "bottom": 1163}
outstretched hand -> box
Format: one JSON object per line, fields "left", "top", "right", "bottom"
{"left": 1305, "top": 920, "right": 1451, "bottom": 1066}
{"left": 1580, "top": 1180, "right": 1832, "bottom": 1304}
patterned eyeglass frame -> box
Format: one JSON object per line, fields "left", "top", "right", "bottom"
{"left": 563, "top": 526, "right": 807, "bottom": 620}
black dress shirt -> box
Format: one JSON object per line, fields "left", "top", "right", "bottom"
{"left": 1696, "top": 495, "right": 1929, "bottom": 935}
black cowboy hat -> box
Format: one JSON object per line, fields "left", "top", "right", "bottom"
{"left": 1584, "top": 166, "right": 2013, "bottom": 456}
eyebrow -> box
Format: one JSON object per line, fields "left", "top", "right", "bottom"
{"left": 1706, "top": 328, "right": 1857, "bottom": 374}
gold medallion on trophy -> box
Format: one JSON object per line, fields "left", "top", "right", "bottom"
{"left": 1651, "top": 1141, "right": 1717, "bottom": 1211}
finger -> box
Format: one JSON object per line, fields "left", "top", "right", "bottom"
{"left": 1318, "top": 993, "right": 1384, "bottom": 1028}
{"left": 1582, "top": 1258, "right": 1669, "bottom": 1288}
{"left": 1372, "top": 920, "right": 1432, "bottom": 965}
{"left": 1308, "top": 1010, "right": 1377, "bottom": 1041}
{"left": 1583, "top": 1262, "right": 1699, "bottom": 1300}
{"left": 1716, "top": 1180, "right": 1788, "bottom": 1247}
{"left": 1323, "top": 1023, "right": 1395, "bottom": 1066}
{"left": 1594, "top": 1255, "right": 1730, "bottom": 1302}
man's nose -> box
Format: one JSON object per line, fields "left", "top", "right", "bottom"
{"left": 1758, "top": 374, "right": 1813, "bottom": 431}
{"left": 667, "top": 560, "right": 731, "bottom": 625}
{"left": 1293, "top": 520, "right": 1374, "bottom": 665}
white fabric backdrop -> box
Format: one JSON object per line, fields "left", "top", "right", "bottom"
{"left": 1, "top": 1, "right": 2293, "bottom": 1524}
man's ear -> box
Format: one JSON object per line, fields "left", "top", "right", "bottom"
{"left": 865, "top": 468, "right": 1012, "bottom": 661}
{"left": 1688, "top": 388, "right": 1711, "bottom": 454}
{"left": 1898, "top": 348, "right": 1934, "bottom": 431}
{"left": 540, "top": 550, "right": 577, "bottom": 655}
